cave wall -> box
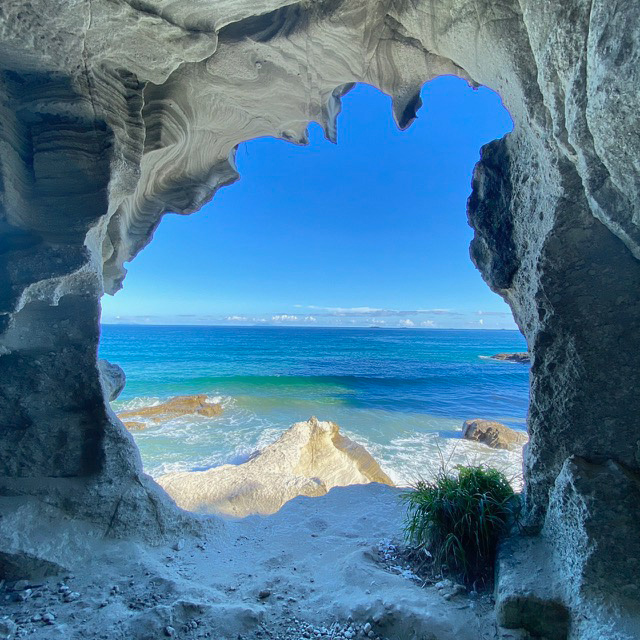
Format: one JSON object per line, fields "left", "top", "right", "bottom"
{"left": 0, "top": 1, "right": 639, "bottom": 637}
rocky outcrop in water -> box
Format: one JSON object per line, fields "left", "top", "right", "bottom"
{"left": 158, "top": 417, "right": 394, "bottom": 517}
{"left": 490, "top": 353, "right": 530, "bottom": 364}
{"left": 462, "top": 419, "right": 528, "bottom": 451}
{"left": 0, "top": 1, "right": 639, "bottom": 637}
{"left": 117, "top": 395, "right": 223, "bottom": 425}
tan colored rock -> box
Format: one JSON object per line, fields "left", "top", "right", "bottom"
{"left": 117, "top": 394, "right": 222, "bottom": 424}
{"left": 158, "top": 417, "right": 394, "bottom": 517}
{"left": 462, "top": 419, "right": 528, "bottom": 451}
{"left": 122, "top": 421, "right": 147, "bottom": 431}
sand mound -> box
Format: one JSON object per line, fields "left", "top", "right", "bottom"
{"left": 158, "top": 417, "right": 394, "bottom": 517}
{"left": 117, "top": 394, "right": 223, "bottom": 425}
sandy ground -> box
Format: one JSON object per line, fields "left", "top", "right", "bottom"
{"left": 0, "top": 484, "right": 526, "bottom": 640}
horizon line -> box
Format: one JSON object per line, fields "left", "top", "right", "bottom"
{"left": 101, "top": 322, "right": 520, "bottom": 331}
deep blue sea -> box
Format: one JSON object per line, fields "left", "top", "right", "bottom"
{"left": 99, "top": 326, "right": 529, "bottom": 486}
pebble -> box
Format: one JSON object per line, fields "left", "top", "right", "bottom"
{"left": 258, "top": 590, "right": 271, "bottom": 599}
{"left": 434, "top": 579, "right": 453, "bottom": 590}
{"left": 0, "top": 618, "right": 17, "bottom": 636}
{"left": 42, "top": 612, "right": 56, "bottom": 624}
{"left": 12, "top": 580, "right": 29, "bottom": 592}
{"left": 64, "top": 591, "right": 81, "bottom": 602}
{"left": 31, "top": 614, "right": 42, "bottom": 622}
{"left": 172, "top": 540, "right": 184, "bottom": 551}
{"left": 10, "top": 592, "right": 27, "bottom": 603}
{"left": 164, "top": 625, "right": 176, "bottom": 637}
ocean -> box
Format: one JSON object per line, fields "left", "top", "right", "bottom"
{"left": 99, "top": 325, "right": 529, "bottom": 487}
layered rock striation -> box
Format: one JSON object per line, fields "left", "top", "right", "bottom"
{"left": 0, "top": 1, "right": 639, "bottom": 638}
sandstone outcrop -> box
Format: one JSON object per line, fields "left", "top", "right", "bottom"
{"left": 462, "top": 419, "right": 528, "bottom": 451}
{"left": 122, "top": 421, "right": 147, "bottom": 431}
{"left": 1, "top": 1, "right": 639, "bottom": 637}
{"left": 158, "top": 417, "right": 394, "bottom": 517}
{"left": 490, "top": 353, "right": 530, "bottom": 364}
{"left": 117, "top": 395, "right": 223, "bottom": 424}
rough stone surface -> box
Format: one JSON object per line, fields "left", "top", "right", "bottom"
{"left": 98, "top": 358, "right": 126, "bottom": 402}
{"left": 0, "top": 1, "right": 639, "bottom": 637}
{"left": 462, "top": 419, "right": 528, "bottom": 451}
{"left": 117, "top": 394, "right": 223, "bottom": 424}
{"left": 490, "top": 353, "right": 530, "bottom": 364}
{"left": 158, "top": 417, "right": 394, "bottom": 516}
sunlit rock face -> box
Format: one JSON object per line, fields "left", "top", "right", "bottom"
{"left": 158, "top": 417, "right": 394, "bottom": 517}
{"left": 0, "top": 1, "right": 638, "bottom": 637}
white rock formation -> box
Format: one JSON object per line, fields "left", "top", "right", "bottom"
{"left": 158, "top": 417, "right": 393, "bottom": 517}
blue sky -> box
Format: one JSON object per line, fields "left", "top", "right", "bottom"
{"left": 102, "top": 76, "right": 516, "bottom": 329}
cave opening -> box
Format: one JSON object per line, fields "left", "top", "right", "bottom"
{"left": 98, "top": 77, "right": 529, "bottom": 518}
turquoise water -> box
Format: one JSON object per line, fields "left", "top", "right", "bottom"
{"left": 99, "top": 326, "right": 529, "bottom": 485}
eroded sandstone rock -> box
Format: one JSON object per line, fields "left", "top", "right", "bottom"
{"left": 462, "top": 419, "right": 528, "bottom": 451}
{"left": 157, "top": 417, "right": 394, "bottom": 517}
{"left": 117, "top": 395, "right": 223, "bottom": 424}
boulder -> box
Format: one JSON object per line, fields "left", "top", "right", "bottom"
{"left": 98, "top": 359, "right": 126, "bottom": 401}
{"left": 117, "top": 395, "right": 223, "bottom": 424}
{"left": 462, "top": 419, "right": 528, "bottom": 451}
{"left": 158, "top": 417, "right": 394, "bottom": 517}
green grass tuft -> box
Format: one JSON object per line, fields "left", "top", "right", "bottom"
{"left": 402, "top": 465, "right": 519, "bottom": 585}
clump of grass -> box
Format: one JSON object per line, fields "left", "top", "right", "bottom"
{"left": 402, "top": 465, "right": 519, "bottom": 585}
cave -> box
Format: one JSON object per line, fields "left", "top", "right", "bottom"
{"left": 0, "top": 1, "right": 639, "bottom": 639}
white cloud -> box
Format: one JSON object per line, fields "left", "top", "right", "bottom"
{"left": 295, "top": 305, "right": 461, "bottom": 318}
{"left": 225, "top": 315, "right": 248, "bottom": 322}
{"left": 271, "top": 314, "right": 299, "bottom": 322}
{"left": 399, "top": 319, "right": 415, "bottom": 328}
{"left": 419, "top": 320, "right": 435, "bottom": 327}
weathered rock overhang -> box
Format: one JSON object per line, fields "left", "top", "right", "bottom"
{"left": 0, "top": 1, "right": 639, "bottom": 638}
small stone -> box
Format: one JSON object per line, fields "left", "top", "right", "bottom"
{"left": 164, "top": 625, "right": 176, "bottom": 637}
{"left": 172, "top": 540, "right": 184, "bottom": 552}
{"left": 64, "top": 591, "right": 80, "bottom": 602}
{"left": 42, "top": 612, "right": 56, "bottom": 624}
{"left": 31, "top": 614, "right": 42, "bottom": 622}
{"left": 367, "top": 633, "right": 374, "bottom": 639}
{"left": 434, "top": 579, "right": 453, "bottom": 590}
{"left": 363, "top": 623, "right": 371, "bottom": 634}
{"left": 58, "top": 584, "right": 69, "bottom": 593}
{"left": 258, "top": 590, "right": 271, "bottom": 599}
{"left": 0, "top": 618, "right": 17, "bottom": 636}
{"left": 12, "top": 580, "right": 29, "bottom": 592}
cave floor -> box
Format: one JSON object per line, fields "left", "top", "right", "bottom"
{"left": 0, "top": 484, "right": 527, "bottom": 640}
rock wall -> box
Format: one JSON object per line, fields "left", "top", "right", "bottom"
{"left": 0, "top": 1, "right": 638, "bottom": 637}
